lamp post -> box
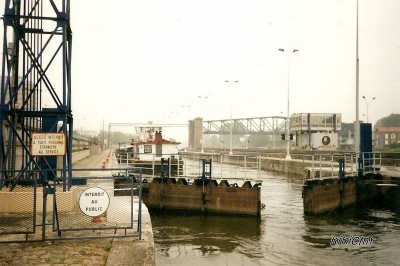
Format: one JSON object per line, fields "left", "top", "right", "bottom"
{"left": 225, "top": 80, "right": 239, "bottom": 155}
{"left": 362, "top": 96, "right": 376, "bottom": 123}
{"left": 195, "top": 96, "right": 208, "bottom": 152}
{"left": 354, "top": 0, "right": 360, "bottom": 156}
{"left": 278, "top": 48, "right": 299, "bottom": 160}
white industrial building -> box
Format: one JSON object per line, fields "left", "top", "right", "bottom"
{"left": 290, "top": 113, "right": 341, "bottom": 150}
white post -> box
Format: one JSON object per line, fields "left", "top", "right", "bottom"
{"left": 354, "top": 0, "right": 360, "bottom": 159}
{"left": 278, "top": 49, "right": 299, "bottom": 160}
{"left": 225, "top": 80, "right": 239, "bottom": 155}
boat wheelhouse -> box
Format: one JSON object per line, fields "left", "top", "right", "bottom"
{"left": 115, "top": 129, "right": 183, "bottom": 176}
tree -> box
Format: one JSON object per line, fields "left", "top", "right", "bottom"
{"left": 374, "top": 114, "right": 400, "bottom": 130}
{"left": 101, "top": 131, "right": 135, "bottom": 146}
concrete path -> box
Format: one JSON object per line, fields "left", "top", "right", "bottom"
{"left": 380, "top": 166, "right": 400, "bottom": 178}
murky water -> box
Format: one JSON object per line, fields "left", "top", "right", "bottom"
{"left": 151, "top": 161, "right": 400, "bottom": 265}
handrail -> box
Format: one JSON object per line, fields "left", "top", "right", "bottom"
{"left": 113, "top": 151, "right": 263, "bottom": 182}
{"left": 303, "top": 152, "right": 381, "bottom": 180}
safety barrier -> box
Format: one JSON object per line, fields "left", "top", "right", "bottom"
{"left": 112, "top": 151, "right": 263, "bottom": 183}
{"left": 0, "top": 167, "right": 143, "bottom": 243}
{"left": 303, "top": 152, "right": 381, "bottom": 179}
{"left": 113, "top": 151, "right": 184, "bottom": 177}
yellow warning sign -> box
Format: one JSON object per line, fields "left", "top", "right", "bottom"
{"left": 31, "top": 133, "right": 66, "bottom": 156}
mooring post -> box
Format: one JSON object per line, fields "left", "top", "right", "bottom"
{"left": 42, "top": 171, "right": 55, "bottom": 241}
{"left": 395, "top": 185, "right": 400, "bottom": 214}
{"left": 338, "top": 158, "right": 345, "bottom": 208}
{"left": 138, "top": 169, "right": 143, "bottom": 240}
{"left": 339, "top": 158, "right": 345, "bottom": 179}
{"left": 42, "top": 173, "right": 47, "bottom": 241}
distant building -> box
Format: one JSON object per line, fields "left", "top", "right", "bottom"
{"left": 375, "top": 127, "right": 400, "bottom": 149}
{"left": 338, "top": 122, "right": 355, "bottom": 150}
{"left": 290, "top": 113, "right": 341, "bottom": 150}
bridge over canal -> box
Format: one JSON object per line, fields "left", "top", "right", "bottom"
{"left": 190, "top": 116, "right": 287, "bottom": 150}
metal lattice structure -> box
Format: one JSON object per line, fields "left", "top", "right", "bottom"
{"left": 0, "top": 0, "right": 73, "bottom": 190}
{"left": 203, "top": 116, "right": 287, "bottom": 135}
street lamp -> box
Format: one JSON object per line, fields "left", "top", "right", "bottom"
{"left": 196, "top": 95, "right": 208, "bottom": 117}
{"left": 278, "top": 48, "right": 299, "bottom": 160}
{"left": 195, "top": 96, "right": 208, "bottom": 152}
{"left": 224, "top": 80, "right": 239, "bottom": 155}
{"left": 362, "top": 96, "right": 376, "bottom": 123}
{"left": 354, "top": 0, "right": 360, "bottom": 156}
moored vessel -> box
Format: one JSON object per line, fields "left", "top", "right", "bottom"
{"left": 115, "top": 128, "right": 183, "bottom": 176}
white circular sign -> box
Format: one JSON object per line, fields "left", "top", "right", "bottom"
{"left": 79, "top": 187, "right": 110, "bottom": 217}
{"left": 322, "top": 136, "right": 331, "bottom": 146}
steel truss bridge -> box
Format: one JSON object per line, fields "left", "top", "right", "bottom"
{"left": 203, "top": 116, "right": 287, "bottom": 135}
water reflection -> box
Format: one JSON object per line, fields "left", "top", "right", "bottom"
{"left": 152, "top": 166, "right": 400, "bottom": 265}
{"left": 152, "top": 212, "right": 263, "bottom": 257}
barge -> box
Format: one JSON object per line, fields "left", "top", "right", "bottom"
{"left": 115, "top": 129, "right": 183, "bottom": 176}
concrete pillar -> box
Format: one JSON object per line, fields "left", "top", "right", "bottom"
{"left": 188, "top": 117, "right": 203, "bottom": 151}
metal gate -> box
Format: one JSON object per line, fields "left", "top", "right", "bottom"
{"left": 0, "top": 167, "right": 143, "bottom": 243}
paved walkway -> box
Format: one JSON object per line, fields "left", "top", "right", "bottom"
{"left": 380, "top": 166, "right": 400, "bottom": 178}
{"left": 0, "top": 149, "right": 155, "bottom": 266}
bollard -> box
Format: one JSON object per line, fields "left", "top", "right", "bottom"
{"left": 102, "top": 161, "right": 106, "bottom": 170}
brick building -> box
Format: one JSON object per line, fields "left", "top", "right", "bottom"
{"left": 375, "top": 127, "right": 400, "bottom": 149}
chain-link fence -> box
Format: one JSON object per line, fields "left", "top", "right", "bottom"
{"left": 0, "top": 168, "right": 143, "bottom": 243}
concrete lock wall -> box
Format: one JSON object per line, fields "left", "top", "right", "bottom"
{"left": 72, "top": 149, "right": 91, "bottom": 164}
{"left": 211, "top": 155, "right": 312, "bottom": 176}
{"left": 259, "top": 158, "right": 308, "bottom": 175}
{"left": 1, "top": 149, "right": 90, "bottom": 214}
{"left": 0, "top": 187, "right": 77, "bottom": 213}
{"left": 55, "top": 149, "right": 90, "bottom": 169}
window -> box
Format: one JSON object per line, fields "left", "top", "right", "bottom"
{"left": 144, "top": 145, "right": 152, "bottom": 153}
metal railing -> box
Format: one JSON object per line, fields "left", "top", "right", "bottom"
{"left": 112, "top": 150, "right": 263, "bottom": 183}
{"left": 113, "top": 151, "right": 183, "bottom": 177}
{"left": 223, "top": 151, "right": 382, "bottom": 180}
{"left": 302, "top": 152, "right": 382, "bottom": 180}
{"left": 301, "top": 153, "right": 357, "bottom": 179}
{"left": 360, "top": 152, "right": 382, "bottom": 174}
{"left": 110, "top": 150, "right": 382, "bottom": 182}
{"left": 0, "top": 167, "right": 143, "bottom": 243}
{"left": 177, "top": 152, "right": 263, "bottom": 182}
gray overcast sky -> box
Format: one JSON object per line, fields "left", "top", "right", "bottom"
{"left": 2, "top": 0, "right": 400, "bottom": 133}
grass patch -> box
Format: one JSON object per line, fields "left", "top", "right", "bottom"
{"left": 103, "top": 239, "right": 113, "bottom": 252}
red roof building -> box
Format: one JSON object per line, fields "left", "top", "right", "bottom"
{"left": 375, "top": 127, "right": 400, "bottom": 149}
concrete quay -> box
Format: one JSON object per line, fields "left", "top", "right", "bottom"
{"left": 0, "top": 148, "right": 156, "bottom": 266}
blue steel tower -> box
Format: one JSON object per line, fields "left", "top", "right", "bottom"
{"left": 0, "top": 0, "right": 73, "bottom": 190}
